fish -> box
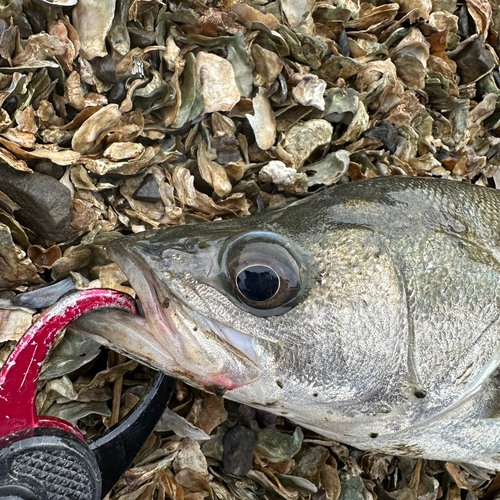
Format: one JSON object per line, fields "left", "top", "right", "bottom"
{"left": 74, "top": 176, "right": 500, "bottom": 469}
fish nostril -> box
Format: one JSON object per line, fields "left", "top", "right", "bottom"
{"left": 183, "top": 238, "right": 197, "bottom": 252}
{"left": 414, "top": 389, "right": 427, "bottom": 399}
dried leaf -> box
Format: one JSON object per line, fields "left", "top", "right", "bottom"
{"left": 252, "top": 423, "right": 304, "bottom": 463}
{"left": 466, "top": 0, "right": 492, "bottom": 35}
{"left": 185, "top": 392, "right": 228, "bottom": 435}
{"left": 73, "top": 0, "right": 116, "bottom": 60}
{"left": 104, "top": 142, "right": 145, "bottom": 161}
{"left": 81, "top": 359, "right": 138, "bottom": 390}
{"left": 298, "top": 150, "right": 350, "bottom": 187}
{"left": 259, "top": 161, "right": 308, "bottom": 193}
{"left": 195, "top": 52, "right": 240, "bottom": 114}
{"left": 45, "top": 400, "right": 111, "bottom": 425}
{"left": 246, "top": 88, "right": 276, "bottom": 150}
{"left": 292, "top": 75, "right": 327, "bottom": 110}
{"left": 41, "top": 330, "right": 102, "bottom": 380}
{"left": 173, "top": 166, "right": 250, "bottom": 217}
{"left": 72, "top": 103, "right": 122, "bottom": 154}
{"left": 0, "top": 137, "right": 80, "bottom": 165}
{"left": 321, "top": 462, "right": 341, "bottom": 500}
{"left": 252, "top": 44, "right": 283, "bottom": 88}
{"left": 231, "top": 4, "right": 279, "bottom": 30}
{"left": 0, "top": 306, "right": 33, "bottom": 342}
{"left": 157, "top": 408, "right": 211, "bottom": 440}
{"left": 0, "top": 223, "right": 41, "bottom": 288}
{"left": 173, "top": 438, "right": 208, "bottom": 476}
{"left": 197, "top": 141, "right": 232, "bottom": 197}
{"left": 27, "top": 245, "right": 62, "bottom": 271}
{"left": 277, "top": 119, "right": 333, "bottom": 169}
{"left": 0, "top": 146, "right": 30, "bottom": 172}
{"left": 281, "top": 0, "right": 315, "bottom": 28}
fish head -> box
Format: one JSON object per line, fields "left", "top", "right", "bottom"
{"left": 107, "top": 211, "right": 316, "bottom": 394}
{"left": 106, "top": 183, "right": 416, "bottom": 414}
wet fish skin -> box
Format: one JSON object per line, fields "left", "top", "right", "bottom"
{"left": 103, "top": 177, "right": 500, "bottom": 468}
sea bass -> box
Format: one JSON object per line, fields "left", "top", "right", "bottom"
{"left": 75, "top": 177, "right": 500, "bottom": 469}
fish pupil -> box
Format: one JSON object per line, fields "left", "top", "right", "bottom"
{"left": 237, "top": 266, "right": 279, "bottom": 302}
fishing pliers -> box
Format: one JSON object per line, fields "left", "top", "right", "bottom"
{"left": 0, "top": 289, "right": 174, "bottom": 499}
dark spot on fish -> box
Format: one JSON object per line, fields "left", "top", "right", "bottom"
{"left": 414, "top": 389, "right": 427, "bottom": 399}
{"left": 370, "top": 432, "right": 378, "bottom": 439}
{"left": 162, "top": 298, "right": 170, "bottom": 308}
{"left": 276, "top": 379, "right": 284, "bottom": 389}
{"left": 313, "top": 392, "right": 318, "bottom": 397}
{"left": 265, "top": 401, "right": 278, "bottom": 407}
{"left": 193, "top": 326, "right": 198, "bottom": 331}
{"left": 198, "top": 241, "right": 210, "bottom": 249}
{"left": 457, "top": 240, "right": 465, "bottom": 249}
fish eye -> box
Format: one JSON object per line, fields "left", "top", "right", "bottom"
{"left": 236, "top": 265, "right": 280, "bottom": 302}
{"left": 223, "top": 232, "right": 302, "bottom": 314}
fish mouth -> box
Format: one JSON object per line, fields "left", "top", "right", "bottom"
{"left": 108, "top": 239, "right": 262, "bottom": 393}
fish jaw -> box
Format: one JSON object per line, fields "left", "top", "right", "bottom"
{"left": 107, "top": 237, "right": 262, "bottom": 393}
{"left": 72, "top": 310, "right": 252, "bottom": 394}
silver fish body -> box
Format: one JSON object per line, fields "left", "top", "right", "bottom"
{"left": 78, "top": 177, "right": 500, "bottom": 468}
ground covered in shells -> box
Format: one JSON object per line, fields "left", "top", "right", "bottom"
{"left": 1, "top": 0, "right": 500, "bottom": 498}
